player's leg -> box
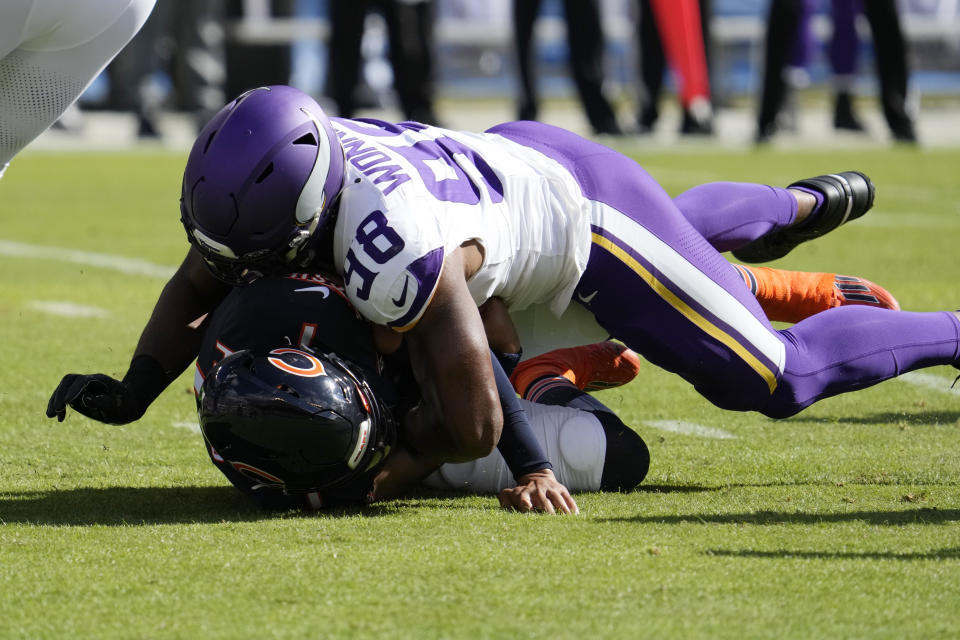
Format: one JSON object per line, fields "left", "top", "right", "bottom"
{"left": 0, "top": 0, "right": 155, "bottom": 173}
{"left": 765, "top": 307, "right": 960, "bottom": 417}
{"left": 495, "top": 121, "right": 960, "bottom": 416}
{"left": 516, "top": 381, "right": 649, "bottom": 492}
{"left": 508, "top": 264, "right": 899, "bottom": 399}
{"left": 587, "top": 204, "right": 959, "bottom": 415}
{"left": 672, "top": 181, "right": 797, "bottom": 252}
{"left": 582, "top": 174, "right": 959, "bottom": 415}
{"left": 604, "top": 194, "right": 958, "bottom": 415}
{"left": 671, "top": 172, "right": 875, "bottom": 262}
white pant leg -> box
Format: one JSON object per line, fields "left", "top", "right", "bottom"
{"left": 0, "top": 0, "right": 156, "bottom": 170}
{"left": 422, "top": 400, "right": 607, "bottom": 493}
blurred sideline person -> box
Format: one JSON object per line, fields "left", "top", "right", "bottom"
{"left": 756, "top": 0, "right": 916, "bottom": 143}
{"left": 48, "top": 86, "right": 949, "bottom": 516}
{"left": 635, "top": 0, "right": 714, "bottom": 135}
{"left": 782, "top": 0, "right": 865, "bottom": 132}
{"left": 224, "top": 0, "right": 294, "bottom": 99}
{"left": 326, "top": 0, "right": 439, "bottom": 125}
{"left": 108, "top": 0, "right": 226, "bottom": 138}
{"left": 512, "top": 0, "right": 622, "bottom": 135}
{"left": 0, "top": 0, "right": 156, "bottom": 179}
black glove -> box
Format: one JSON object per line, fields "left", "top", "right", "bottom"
{"left": 46, "top": 374, "right": 144, "bottom": 425}
{"left": 46, "top": 355, "right": 171, "bottom": 425}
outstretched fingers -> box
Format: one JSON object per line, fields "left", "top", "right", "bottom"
{"left": 497, "top": 469, "right": 580, "bottom": 515}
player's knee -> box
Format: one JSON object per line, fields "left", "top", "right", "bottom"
{"left": 594, "top": 412, "right": 650, "bottom": 491}
{"left": 696, "top": 377, "right": 806, "bottom": 420}
{"left": 757, "top": 378, "right": 809, "bottom": 419}
{"left": 552, "top": 411, "right": 608, "bottom": 489}
{"left": 692, "top": 376, "right": 775, "bottom": 414}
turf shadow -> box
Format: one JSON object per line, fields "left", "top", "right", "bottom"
{"left": 633, "top": 482, "right": 842, "bottom": 493}
{"left": 0, "top": 486, "right": 401, "bottom": 526}
{"left": 599, "top": 507, "right": 960, "bottom": 527}
{"left": 632, "top": 484, "right": 720, "bottom": 494}
{"left": 705, "top": 547, "right": 960, "bottom": 561}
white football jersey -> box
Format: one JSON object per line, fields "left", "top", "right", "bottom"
{"left": 331, "top": 118, "right": 593, "bottom": 331}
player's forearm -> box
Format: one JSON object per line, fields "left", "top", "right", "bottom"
{"left": 132, "top": 249, "right": 229, "bottom": 381}
{"left": 371, "top": 447, "right": 443, "bottom": 501}
{"left": 406, "top": 330, "right": 502, "bottom": 461}
{"left": 406, "top": 252, "right": 503, "bottom": 460}
{"left": 489, "top": 350, "right": 552, "bottom": 478}
{"left": 132, "top": 286, "right": 212, "bottom": 376}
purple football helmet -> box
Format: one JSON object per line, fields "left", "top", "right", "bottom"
{"left": 180, "top": 85, "right": 345, "bottom": 284}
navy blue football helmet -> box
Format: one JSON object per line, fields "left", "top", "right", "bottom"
{"left": 180, "top": 85, "right": 345, "bottom": 284}
{"left": 198, "top": 347, "right": 396, "bottom": 494}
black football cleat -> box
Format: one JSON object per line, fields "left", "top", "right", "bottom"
{"left": 833, "top": 92, "right": 866, "bottom": 133}
{"left": 733, "top": 171, "right": 876, "bottom": 263}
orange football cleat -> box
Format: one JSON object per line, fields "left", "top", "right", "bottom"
{"left": 733, "top": 264, "right": 900, "bottom": 324}
{"left": 510, "top": 341, "right": 642, "bottom": 398}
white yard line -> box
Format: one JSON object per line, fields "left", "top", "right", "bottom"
{"left": 171, "top": 421, "right": 201, "bottom": 434}
{"left": 899, "top": 371, "right": 960, "bottom": 397}
{"left": 0, "top": 239, "right": 175, "bottom": 278}
{"left": 27, "top": 300, "right": 109, "bottom": 318}
{"left": 643, "top": 419, "right": 737, "bottom": 439}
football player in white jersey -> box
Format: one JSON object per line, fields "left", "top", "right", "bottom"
{"left": 48, "top": 86, "right": 951, "bottom": 514}
{"left": 0, "top": 0, "right": 156, "bottom": 179}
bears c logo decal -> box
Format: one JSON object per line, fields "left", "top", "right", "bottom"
{"left": 267, "top": 348, "right": 327, "bottom": 377}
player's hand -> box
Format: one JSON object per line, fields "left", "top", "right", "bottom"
{"left": 497, "top": 468, "right": 579, "bottom": 515}
{"left": 46, "top": 373, "right": 146, "bottom": 425}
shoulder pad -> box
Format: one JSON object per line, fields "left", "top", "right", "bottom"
{"left": 335, "top": 181, "right": 446, "bottom": 330}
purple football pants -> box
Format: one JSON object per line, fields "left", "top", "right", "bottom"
{"left": 830, "top": 0, "right": 861, "bottom": 77}
{"left": 790, "top": 0, "right": 859, "bottom": 76}
{"left": 489, "top": 121, "right": 960, "bottom": 417}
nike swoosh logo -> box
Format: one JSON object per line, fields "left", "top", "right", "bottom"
{"left": 577, "top": 290, "right": 598, "bottom": 304}
{"left": 392, "top": 276, "right": 410, "bottom": 307}
{"left": 294, "top": 286, "right": 330, "bottom": 298}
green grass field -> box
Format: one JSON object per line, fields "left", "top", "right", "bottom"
{"left": 2, "top": 145, "right": 959, "bottom": 639}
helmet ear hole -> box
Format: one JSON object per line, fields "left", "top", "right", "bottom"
{"left": 255, "top": 163, "right": 274, "bottom": 184}
{"left": 203, "top": 130, "right": 218, "bottom": 153}
{"left": 293, "top": 132, "right": 318, "bottom": 146}
{"left": 275, "top": 383, "right": 300, "bottom": 398}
